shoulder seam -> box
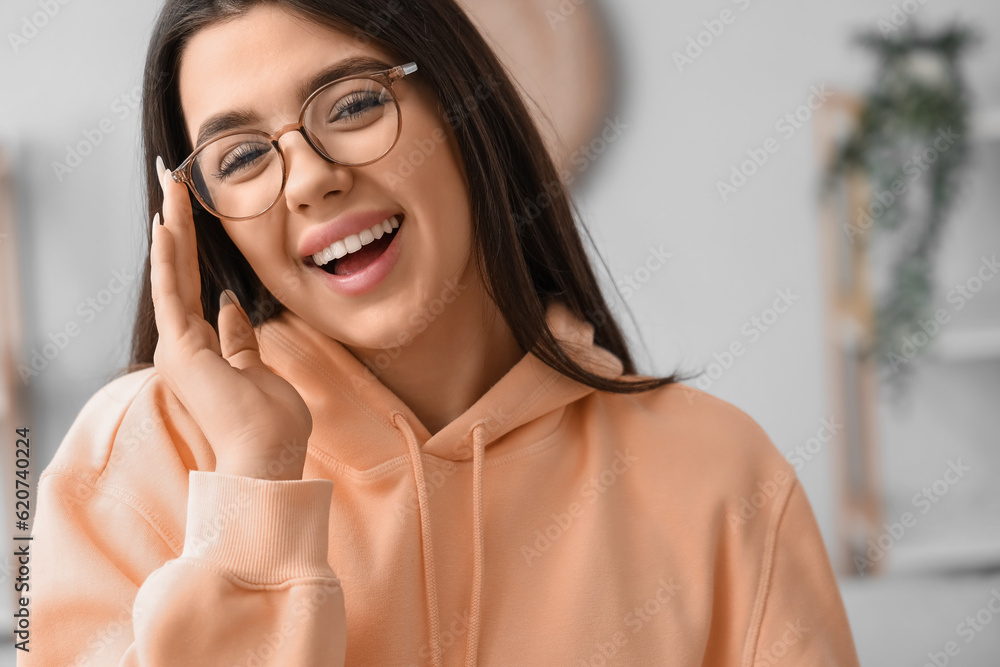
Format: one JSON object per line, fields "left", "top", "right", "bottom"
{"left": 40, "top": 467, "right": 183, "bottom": 557}
{"left": 739, "top": 474, "right": 799, "bottom": 667}
{"left": 95, "top": 368, "right": 160, "bottom": 481}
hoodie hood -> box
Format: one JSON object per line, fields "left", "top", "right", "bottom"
{"left": 254, "top": 299, "right": 624, "bottom": 667}
{"left": 255, "top": 299, "right": 625, "bottom": 469}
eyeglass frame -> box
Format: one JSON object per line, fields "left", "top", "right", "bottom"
{"left": 169, "top": 61, "right": 419, "bottom": 221}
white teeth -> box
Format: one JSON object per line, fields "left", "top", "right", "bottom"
{"left": 311, "top": 216, "right": 402, "bottom": 266}
{"left": 344, "top": 234, "right": 362, "bottom": 253}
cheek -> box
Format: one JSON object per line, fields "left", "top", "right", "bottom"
{"left": 436, "top": 156, "right": 475, "bottom": 265}
{"left": 406, "top": 158, "right": 473, "bottom": 277}
{"left": 400, "top": 135, "right": 473, "bottom": 240}
{"left": 223, "top": 224, "right": 298, "bottom": 294}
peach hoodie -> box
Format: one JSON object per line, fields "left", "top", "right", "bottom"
{"left": 22, "top": 301, "right": 860, "bottom": 666}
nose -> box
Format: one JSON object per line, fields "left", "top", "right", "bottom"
{"left": 276, "top": 126, "right": 353, "bottom": 215}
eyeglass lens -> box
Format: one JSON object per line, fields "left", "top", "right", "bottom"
{"left": 190, "top": 77, "right": 400, "bottom": 219}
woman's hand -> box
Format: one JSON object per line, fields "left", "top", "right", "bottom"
{"left": 150, "top": 156, "right": 312, "bottom": 481}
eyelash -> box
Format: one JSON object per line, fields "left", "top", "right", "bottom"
{"left": 331, "top": 91, "right": 385, "bottom": 121}
{"left": 215, "top": 143, "right": 270, "bottom": 180}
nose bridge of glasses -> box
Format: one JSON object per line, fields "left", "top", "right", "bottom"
{"left": 271, "top": 121, "right": 308, "bottom": 145}
{"left": 270, "top": 121, "right": 336, "bottom": 169}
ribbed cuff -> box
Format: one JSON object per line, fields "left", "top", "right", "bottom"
{"left": 183, "top": 470, "right": 336, "bottom": 585}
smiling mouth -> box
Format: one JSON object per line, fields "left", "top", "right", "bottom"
{"left": 307, "top": 215, "right": 403, "bottom": 277}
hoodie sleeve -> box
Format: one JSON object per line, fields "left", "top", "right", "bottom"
{"left": 126, "top": 471, "right": 347, "bottom": 666}
{"left": 21, "top": 396, "right": 347, "bottom": 666}
{"left": 742, "top": 477, "right": 861, "bottom": 667}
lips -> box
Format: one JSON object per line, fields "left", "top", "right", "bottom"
{"left": 299, "top": 210, "right": 405, "bottom": 263}
{"left": 318, "top": 216, "right": 402, "bottom": 276}
{"left": 309, "top": 214, "right": 402, "bottom": 269}
{"left": 307, "top": 213, "right": 405, "bottom": 294}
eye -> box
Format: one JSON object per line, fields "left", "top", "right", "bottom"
{"left": 329, "top": 90, "right": 388, "bottom": 125}
{"left": 215, "top": 142, "right": 272, "bottom": 180}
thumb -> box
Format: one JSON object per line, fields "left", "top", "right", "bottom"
{"left": 218, "top": 289, "right": 264, "bottom": 369}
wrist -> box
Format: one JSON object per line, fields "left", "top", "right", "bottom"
{"left": 215, "top": 455, "right": 305, "bottom": 481}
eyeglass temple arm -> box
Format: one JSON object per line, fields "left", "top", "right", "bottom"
{"left": 388, "top": 62, "right": 419, "bottom": 82}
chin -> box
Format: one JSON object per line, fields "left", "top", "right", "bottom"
{"left": 326, "top": 309, "right": 420, "bottom": 353}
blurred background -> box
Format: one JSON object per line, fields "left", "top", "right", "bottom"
{"left": 1, "top": 0, "right": 998, "bottom": 665}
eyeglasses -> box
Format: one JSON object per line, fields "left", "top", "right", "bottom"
{"left": 170, "top": 62, "right": 419, "bottom": 220}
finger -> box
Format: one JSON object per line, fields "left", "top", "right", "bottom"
{"left": 158, "top": 159, "right": 203, "bottom": 319}
{"left": 150, "top": 213, "right": 188, "bottom": 342}
{"left": 218, "top": 289, "right": 265, "bottom": 370}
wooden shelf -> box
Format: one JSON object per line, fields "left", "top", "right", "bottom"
{"left": 972, "top": 108, "right": 1000, "bottom": 141}
{"left": 931, "top": 325, "right": 1000, "bottom": 362}
{"left": 888, "top": 538, "right": 1000, "bottom": 576}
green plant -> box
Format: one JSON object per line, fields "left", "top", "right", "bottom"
{"left": 822, "top": 20, "right": 979, "bottom": 394}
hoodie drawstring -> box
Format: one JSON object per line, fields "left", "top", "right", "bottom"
{"left": 392, "top": 412, "right": 487, "bottom": 667}
{"left": 466, "top": 422, "right": 486, "bottom": 667}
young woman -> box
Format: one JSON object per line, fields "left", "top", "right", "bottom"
{"left": 25, "top": 1, "right": 861, "bottom": 665}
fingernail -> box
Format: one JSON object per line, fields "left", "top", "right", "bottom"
{"left": 155, "top": 156, "right": 165, "bottom": 184}
{"left": 152, "top": 212, "right": 160, "bottom": 234}
{"left": 161, "top": 169, "right": 172, "bottom": 192}
{"left": 220, "top": 290, "right": 233, "bottom": 308}
{"left": 224, "top": 289, "right": 249, "bottom": 319}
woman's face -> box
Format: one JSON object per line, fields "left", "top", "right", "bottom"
{"left": 177, "top": 5, "right": 477, "bottom": 351}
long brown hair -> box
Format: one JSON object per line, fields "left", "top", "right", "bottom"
{"left": 125, "top": 0, "right": 691, "bottom": 394}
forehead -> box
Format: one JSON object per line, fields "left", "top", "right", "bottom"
{"left": 177, "top": 4, "right": 397, "bottom": 145}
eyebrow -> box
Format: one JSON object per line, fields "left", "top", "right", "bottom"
{"left": 194, "top": 56, "right": 396, "bottom": 147}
